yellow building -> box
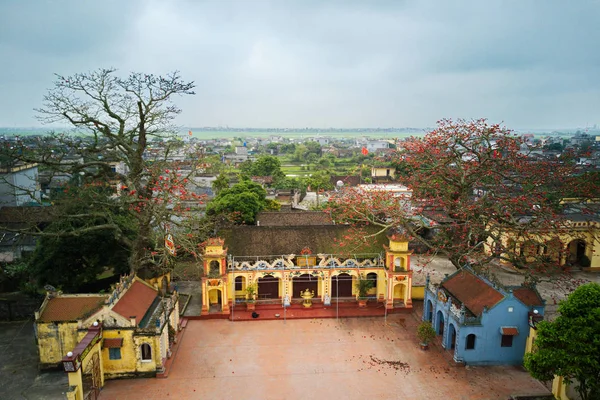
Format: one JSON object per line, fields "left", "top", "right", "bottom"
{"left": 200, "top": 218, "right": 414, "bottom": 315}
{"left": 485, "top": 207, "right": 600, "bottom": 271}
{"left": 35, "top": 274, "right": 180, "bottom": 384}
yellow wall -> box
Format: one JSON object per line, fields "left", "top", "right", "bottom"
{"left": 412, "top": 286, "right": 425, "bottom": 300}
{"left": 486, "top": 227, "right": 599, "bottom": 270}
{"left": 67, "top": 336, "right": 104, "bottom": 400}
{"left": 37, "top": 322, "right": 84, "bottom": 366}
{"left": 101, "top": 330, "right": 137, "bottom": 377}
{"left": 371, "top": 167, "right": 396, "bottom": 178}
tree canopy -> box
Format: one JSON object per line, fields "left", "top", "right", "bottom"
{"left": 524, "top": 283, "right": 600, "bottom": 400}
{"left": 29, "top": 186, "right": 135, "bottom": 291}
{"left": 327, "top": 119, "right": 599, "bottom": 279}
{"left": 240, "top": 155, "right": 285, "bottom": 180}
{"left": 206, "top": 180, "right": 278, "bottom": 224}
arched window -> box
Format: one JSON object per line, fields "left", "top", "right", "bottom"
{"left": 366, "top": 272, "right": 378, "bottom": 291}
{"left": 141, "top": 343, "right": 152, "bottom": 361}
{"left": 209, "top": 260, "right": 220, "bottom": 277}
{"left": 394, "top": 257, "right": 405, "bottom": 272}
{"left": 465, "top": 334, "right": 476, "bottom": 350}
{"left": 235, "top": 276, "right": 244, "bottom": 291}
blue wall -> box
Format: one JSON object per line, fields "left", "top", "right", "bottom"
{"left": 423, "top": 286, "right": 544, "bottom": 366}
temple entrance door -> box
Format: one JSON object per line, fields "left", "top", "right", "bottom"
{"left": 427, "top": 300, "right": 434, "bottom": 322}
{"left": 82, "top": 352, "right": 101, "bottom": 400}
{"left": 208, "top": 289, "right": 222, "bottom": 312}
{"left": 331, "top": 273, "right": 353, "bottom": 298}
{"left": 567, "top": 239, "right": 587, "bottom": 265}
{"left": 293, "top": 274, "right": 318, "bottom": 298}
{"left": 436, "top": 310, "right": 444, "bottom": 336}
{"left": 258, "top": 276, "right": 280, "bottom": 299}
{"left": 448, "top": 324, "right": 457, "bottom": 350}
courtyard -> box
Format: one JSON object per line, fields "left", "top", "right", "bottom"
{"left": 100, "top": 314, "right": 550, "bottom": 400}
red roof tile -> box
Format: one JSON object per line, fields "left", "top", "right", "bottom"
{"left": 441, "top": 270, "right": 504, "bottom": 316}
{"left": 513, "top": 287, "right": 543, "bottom": 307}
{"left": 501, "top": 326, "right": 519, "bottom": 336}
{"left": 112, "top": 280, "right": 157, "bottom": 322}
{"left": 38, "top": 296, "right": 107, "bottom": 322}
{"left": 103, "top": 338, "right": 123, "bottom": 348}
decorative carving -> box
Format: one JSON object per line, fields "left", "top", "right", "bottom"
{"left": 208, "top": 279, "right": 221, "bottom": 287}
{"left": 427, "top": 281, "right": 437, "bottom": 294}
{"left": 437, "top": 290, "right": 447, "bottom": 303}
{"left": 450, "top": 303, "right": 461, "bottom": 319}
{"left": 231, "top": 254, "right": 383, "bottom": 271}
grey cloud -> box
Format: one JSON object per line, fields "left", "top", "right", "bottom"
{"left": 0, "top": 0, "right": 599, "bottom": 129}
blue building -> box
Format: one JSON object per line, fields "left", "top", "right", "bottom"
{"left": 423, "top": 267, "right": 545, "bottom": 365}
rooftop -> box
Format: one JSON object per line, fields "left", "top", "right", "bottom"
{"left": 111, "top": 280, "right": 158, "bottom": 325}
{"left": 38, "top": 295, "right": 107, "bottom": 322}
{"left": 441, "top": 270, "right": 505, "bottom": 316}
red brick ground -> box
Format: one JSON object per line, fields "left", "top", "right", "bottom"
{"left": 99, "top": 315, "right": 550, "bottom": 400}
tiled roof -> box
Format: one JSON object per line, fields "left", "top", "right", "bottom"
{"left": 222, "top": 225, "right": 387, "bottom": 256}
{"left": 112, "top": 280, "right": 157, "bottom": 323}
{"left": 38, "top": 295, "right": 107, "bottom": 322}
{"left": 256, "top": 211, "right": 333, "bottom": 227}
{"left": 500, "top": 326, "right": 519, "bottom": 336}
{"left": 513, "top": 287, "right": 544, "bottom": 307}
{"left": 441, "top": 270, "right": 504, "bottom": 316}
{"left": 103, "top": 338, "right": 123, "bottom": 348}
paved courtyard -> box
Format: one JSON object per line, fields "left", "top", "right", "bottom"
{"left": 100, "top": 315, "right": 550, "bottom": 400}
{"left": 0, "top": 320, "right": 67, "bottom": 400}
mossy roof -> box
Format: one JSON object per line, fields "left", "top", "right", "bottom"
{"left": 219, "top": 224, "right": 388, "bottom": 256}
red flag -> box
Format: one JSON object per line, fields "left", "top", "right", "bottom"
{"left": 361, "top": 147, "right": 369, "bottom": 155}
{"left": 188, "top": 130, "right": 192, "bottom": 137}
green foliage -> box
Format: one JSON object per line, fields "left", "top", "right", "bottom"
{"left": 293, "top": 144, "right": 308, "bottom": 162}
{"left": 245, "top": 283, "right": 257, "bottom": 301}
{"left": 417, "top": 321, "right": 437, "bottom": 344}
{"left": 524, "top": 283, "right": 600, "bottom": 400}
{"left": 212, "top": 172, "right": 230, "bottom": 195}
{"left": 545, "top": 142, "right": 564, "bottom": 152}
{"left": 206, "top": 180, "right": 270, "bottom": 224}
{"left": 251, "top": 156, "right": 285, "bottom": 179}
{"left": 355, "top": 274, "right": 374, "bottom": 298}
{"left": 302, "top": 171, "right": 333, "bottom": 191}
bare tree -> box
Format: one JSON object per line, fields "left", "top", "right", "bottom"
{"left": 1, "top": 68, "right": 204, "bottom": 275}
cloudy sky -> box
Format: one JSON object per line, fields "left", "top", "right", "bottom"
{"left": 1, "top": 0, "right": 599, "bottom": 130}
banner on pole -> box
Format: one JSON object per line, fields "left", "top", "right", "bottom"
{"left": 165, "top": 234, "right": 176, "bottom": 256}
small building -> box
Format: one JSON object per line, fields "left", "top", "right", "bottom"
{"left": 423, "top": 267, "right": 545, "bottom": 365}
{"left": 35, "top": 274, "right": 179, "bottom": 380}
{"left": 0, "top": 163, "right": 41, "bottom": 208}
{"left": 371, "top": 166, "right": 396, "bottom": 182}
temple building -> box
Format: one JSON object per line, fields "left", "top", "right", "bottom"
{"left": 199, "top": 212, "right": 414, "bottom": 316}
{"left": 35, "top": 273, "right": 179, "bottom": 397}
{"left": 423, "top": 267, "right": 545, "bottom": 365}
